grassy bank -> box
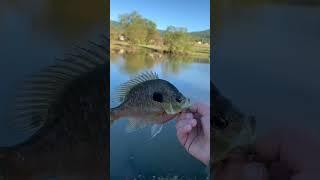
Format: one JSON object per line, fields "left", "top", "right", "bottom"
{"left": 111, "top": 40, "right": 210, "bottom": 59}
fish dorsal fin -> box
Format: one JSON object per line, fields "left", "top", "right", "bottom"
{"left": 114, "top": 71, "right": 159, "bottom": 103}
{"left": 9, "top": 35, "right": 108, "bottom": 136}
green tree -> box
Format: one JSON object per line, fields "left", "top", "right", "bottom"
{"left": 119, "top": 11, "right": 148, "bottom": 44}
{"left": 145, "top": 20, "right": 162, "bottom": 45}
{"left": 163, "top": 26, "right": 192, "bottom": 54}
{"left": 110, "top": 24, "right": 119, "bottom": 40}
{"left": 118, "top": 11, "right": 162, "bottom": 45}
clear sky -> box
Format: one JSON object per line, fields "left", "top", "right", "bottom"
{"left": 110, "top": 0, "right": 210, "bottom": 32}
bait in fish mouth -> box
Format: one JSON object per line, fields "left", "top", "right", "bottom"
{"left": 110, "top": 71, "right": 192, "bottom": 138}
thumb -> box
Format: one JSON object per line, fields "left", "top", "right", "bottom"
{"left": 243, "top": 162, "right": 268, "bottom": 180}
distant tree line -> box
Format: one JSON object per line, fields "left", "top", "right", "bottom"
{"left": 110, "top": 11, "right": 208, "bottom": 54}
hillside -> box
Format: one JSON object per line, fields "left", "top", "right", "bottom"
{"left": 189, "top": 29, "right": 210, "bottom": 43}
{"left": 111, "top": 20, "right": 121, "bottom": 28}
{"left": 110, "top": 20, "right": 210, "bottom": 43}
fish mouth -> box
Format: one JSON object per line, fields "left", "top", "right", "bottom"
{"left": 158, "top": 98, "right": 191, "bottom": 123}
{"left": 181, "top": 98, "right": 192, "bottom": 109}
{"left": 162, "top": 98, "right": 191, "bottom": 115}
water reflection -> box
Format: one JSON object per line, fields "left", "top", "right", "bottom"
{"left": 121, "top": 50, "right": 158, "bottom": 74}
{"left": 111, "top": 50, "right": 209, "bottom": 76}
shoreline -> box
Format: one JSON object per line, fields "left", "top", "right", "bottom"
{"left": 110, "top": 40, "right": 210, "bottom": 60}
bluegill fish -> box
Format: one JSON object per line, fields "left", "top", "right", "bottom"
{"left": 110, "top": 72, "right": 191, "bottom": 138}
{"left": 212, "top": 83, "right": 256, "bottom": 166}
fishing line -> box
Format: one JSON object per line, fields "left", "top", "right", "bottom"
{"left": 183, "top": 134, "right": 189, "bottom": 148}
{"left": 188, "top": 118, "right": 200, "bottom": 152}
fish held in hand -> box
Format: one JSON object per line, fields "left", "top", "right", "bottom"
{"left": 110, "top": 72, "right": 191, "bottom": 137}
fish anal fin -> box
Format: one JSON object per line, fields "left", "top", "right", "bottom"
{"left": 150, "top": 124, "right": 163, "bottom": 138}
{"left": 125, "top": 117, "right": 148, "bottom": 133}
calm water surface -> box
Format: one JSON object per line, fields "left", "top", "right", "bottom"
{"left": 110, "top": 51, "right": 210, "bottom": 177}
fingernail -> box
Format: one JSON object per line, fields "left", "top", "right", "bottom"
{"left": 191, "top": 119, "right": 197, "bottom": 126}
{"left": 185, "top": 125, "right": 191, "bottom": 131}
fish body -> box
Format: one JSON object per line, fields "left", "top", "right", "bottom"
{"left": 212, "top": 83, "right": 256, "bottom": 166}
{"left": 111, "top": 72, "right": 191, "bottom": 136}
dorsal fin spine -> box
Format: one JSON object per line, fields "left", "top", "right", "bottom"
{"left": 113, "top": 71, "right": 159, "bottom": 103}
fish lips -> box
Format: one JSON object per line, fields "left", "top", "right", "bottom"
{"left": 158, "top": 98, "right": 192, "bottom": 123}
{"left": 181, "top": 98, "right": 192, "bottom": 109}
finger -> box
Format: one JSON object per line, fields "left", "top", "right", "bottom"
{"left": 176, "top": 124, "right": 192, "bottom": 145}
{"left": 200, "top": 115, "right": 210, "bottom": 136}
{"left": 176, "top": 113, "right": 193, "bottom": 122}
{"left": 190, "top": 118, "right": 197, "bottom": 127}
{"left": 190, "top": 102, "right": 210, "bottom": 116}
{"left": 189, "top": 103, "right": 210, "bottom": 135}
{"left": 176, "top": 117, "right": 196, "bottom": 130}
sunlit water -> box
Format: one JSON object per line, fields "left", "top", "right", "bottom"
{"left": 110, "top": 51, "right": 210, "bottom": 178}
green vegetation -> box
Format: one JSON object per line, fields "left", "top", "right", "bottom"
{"left": 163, "top": 26, "right": 192, "bottom": 54}
{"left": 110, "top": 11, "right": 210, "bottom": 58}
{"left": 190, "top": 30, "right": 210, "bottom": 44}
{"left": 114, "top": 11, "right": 162, "bottom": 46}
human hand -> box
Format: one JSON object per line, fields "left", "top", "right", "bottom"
{"left": 175, "top": 102, "right": 210, "bottom": 166}
{"left": 214, "top": 127, "right": 320, "bottom": 180}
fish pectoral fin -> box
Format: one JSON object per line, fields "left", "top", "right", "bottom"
{"left": 125, "top": 118, "right": 148, "bottom": 133}
{"left": 150, "top": 124, "right": 163, "bottom": 138}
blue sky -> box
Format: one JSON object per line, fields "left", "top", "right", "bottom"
{"left": 110, "top": 0, "right": 210, "bottom": 32}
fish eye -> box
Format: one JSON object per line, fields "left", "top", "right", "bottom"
{"left": 153, "top": 92, "right": 163, "bottom": 103}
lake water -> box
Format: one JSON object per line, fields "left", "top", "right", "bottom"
{"left": 110, "top": 50, "right": 210, "bottom": 178}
